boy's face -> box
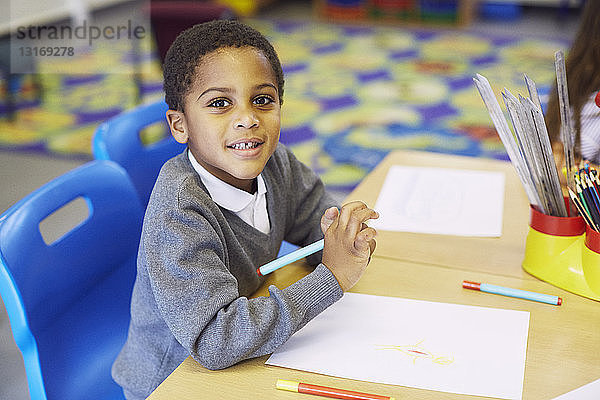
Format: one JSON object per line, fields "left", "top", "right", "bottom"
{"left": 166, "top": 46, "right": 281, "bottom": 193}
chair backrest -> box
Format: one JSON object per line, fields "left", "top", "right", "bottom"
{"left": 0, "top": 161, "right": 143, "bottom": 400}
{"left": 92, "top": 100, "right": 186, "bottom": 208}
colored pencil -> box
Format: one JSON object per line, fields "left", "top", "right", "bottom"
{"left": 463, "top": 280, "right": 562, "bottom": 306}
{"left": 575, "top": 179, "right": 593, "bottom": 222}
{"left": 580, "top": 181, "right": 600, "bottom": 227}
{"left": 276, "top": 379, "right": 395, "bottom": 400}
{"left": 585, "top": 176, "right": 600, "bottom": 214}
{"left": 569, "top": 188, "right": 597, "bottom": 230}
{"left": 588, "top": 169, "right": 600, "bottom": 195}
{"left": 569, "top": 167, "right": 600, "bottom": 231}
{"left": 591, "top": 169, "right": 600, "bottom": 194}
{"left": 256, "top": 239, "right": 324, "bottom": 276}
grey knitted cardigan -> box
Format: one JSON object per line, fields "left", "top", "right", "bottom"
{"left": 112, "top": 144, "right": 343, "bottom": 399}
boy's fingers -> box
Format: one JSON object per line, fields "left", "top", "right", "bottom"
{"left": 338, "top": 201, "right": 368, "bottom": 227}
{"left": 321, "top": 207, "right": 339, "bottom": 233}
{"left": 354, "top": 227, "right": 377, "bottom": 252}
{"left": 325, "top": 207, "right": 339, "bottom": 220}
{"left": 369, "top": 237, "right": 377, "bottom": 255}
{"left": 341, "top": 208, "right": 379, "bottom": 238}
{"left": 339, "top": 202, "right": 378, "bottom": 225}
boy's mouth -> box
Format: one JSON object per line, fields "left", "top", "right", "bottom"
{"left": 227, "top": 139, "right": 264, "bottom": 150}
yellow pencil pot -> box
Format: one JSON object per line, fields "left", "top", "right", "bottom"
{"left": 522, "top": 205, "right": 600, "bottom": 301}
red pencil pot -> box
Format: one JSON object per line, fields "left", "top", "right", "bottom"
{"left": 529, "top": 205, "right": 585, "bottom": 237}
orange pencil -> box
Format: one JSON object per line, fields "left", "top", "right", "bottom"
{"left": 276, "top": 379, "right": 395, "bottom": 400}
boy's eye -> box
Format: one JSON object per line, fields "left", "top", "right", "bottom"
{"left": 208, "top": 98, "right": 231, "bottom": 108}
{"left": 253, "top": 95, "right": 274, "bottom": 106}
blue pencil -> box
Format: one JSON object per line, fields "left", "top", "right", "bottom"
{"left": 580, "top": 181, "right": 600, "bottom": 226}
{"left": 256, "top": 239, "right": 324, "bottom": 276}
{"left": 463, "top": 280, "right": 562, "bottom": 306}
{"left": 585, "top": 176, "right": 600, "bottom": 213}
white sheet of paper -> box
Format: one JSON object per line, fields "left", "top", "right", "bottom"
{"left": 267, "top": 293, "right": 530, "bottom": 400}
{"left": 371, "top": 166, "right": 505, "bottom": 236}
{"left": 552, "top": 378, "right": 600, "bottom": 400}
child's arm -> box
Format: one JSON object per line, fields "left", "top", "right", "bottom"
{"left": 144, "top": 205, "right": 343, "bottom": 370}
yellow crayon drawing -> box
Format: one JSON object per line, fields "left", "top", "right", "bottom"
{"left": 377, "top": 340, "right": 454, "bottom": 365}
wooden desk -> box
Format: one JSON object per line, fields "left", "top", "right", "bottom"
{"left": 147, "top": 150, "right": 599, "bottom": 399}
{"left": 346, "top": 150, "right": 532, "bottom": 280}
{"left": 148, "top": 257, "right": 600, "bottom": 399}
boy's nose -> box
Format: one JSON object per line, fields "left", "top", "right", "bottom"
{"left": 234, "top": 109, "right": 259, "bottom": 129}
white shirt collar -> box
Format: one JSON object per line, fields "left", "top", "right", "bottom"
{"left": 187, "top": 150, "right": 267, "bottom": 212}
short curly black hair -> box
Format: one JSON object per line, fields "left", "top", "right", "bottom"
{"left": 163, "top": 20, "right": 284, "bottom": 111}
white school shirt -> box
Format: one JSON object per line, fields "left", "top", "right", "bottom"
{"left": 188, "top": 150, "right": 271, "bottom": 234}
{"left": 579, "top": 92, "right": 600, "bottom": 164}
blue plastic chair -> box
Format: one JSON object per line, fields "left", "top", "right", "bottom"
{"left": 0, "top": 161, "right": 143, "bottom": 400}
{"left": 93, "top": 100, "right": 299, "bottom": 256}
{"left": 92, "top": 100, "right": 186, "bottom": 208}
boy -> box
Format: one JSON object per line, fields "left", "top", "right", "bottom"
{"left": 112, "top": 20, "right": 378, "bottom": 399}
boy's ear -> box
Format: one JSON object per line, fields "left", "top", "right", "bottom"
{"left": 166, "top": 110, "right": 188, "bottom": 144}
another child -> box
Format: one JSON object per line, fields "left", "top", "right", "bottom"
{"left": 112, "top": 20, "right": 378, "bottom": 399}
{"left": 546, "top": 1, "right": 600, "bottom": 164}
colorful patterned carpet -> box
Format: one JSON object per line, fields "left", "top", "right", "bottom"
{"left": 0, "top": 18, "right": 569, "bottom": 195}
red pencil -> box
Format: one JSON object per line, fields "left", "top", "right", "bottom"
{"left": 276, "top": 379, "right": 395, "bottom": 400}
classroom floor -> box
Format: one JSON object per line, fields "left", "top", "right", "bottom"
{"left": 0, "top": 2, "right": 581, "bottom": 399}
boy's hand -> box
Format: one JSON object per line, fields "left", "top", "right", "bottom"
{"left": 321, "top": 201, "right": 378, "bottom": 292}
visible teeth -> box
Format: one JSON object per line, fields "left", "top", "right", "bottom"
{"left": 231, "top": 142, "right": 259, "bottom": 150}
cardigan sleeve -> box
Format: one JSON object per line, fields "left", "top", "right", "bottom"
{"left": 144, "top": 200, "right": 343, "bottom": 370}
{"left": 275, "top": 146, "right": 341, "bottom": 266}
